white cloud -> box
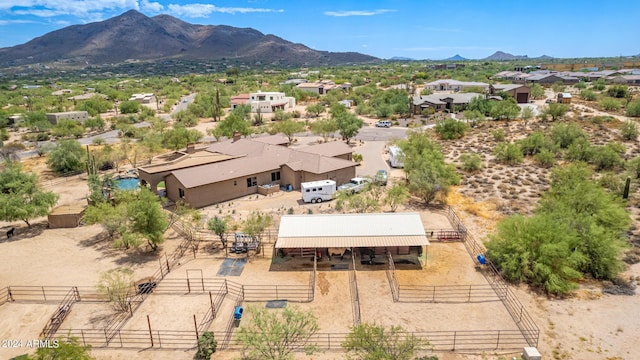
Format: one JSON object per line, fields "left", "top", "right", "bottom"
{"left": 1, "top": 0, "right": 139, "bottom": 16}
{"left": 167, "top": 3, "right": 283, "bottom": 18}
{"left": 0, "top": 19, "right": 36, "bottom": 25}
{"left": 324, "top": 9, "right": 395, "bottom": 17}
{"left": 140, "top": 0, "right": 163, "bottom": 13}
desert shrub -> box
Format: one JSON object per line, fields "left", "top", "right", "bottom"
{"left": 590, "top": 115, "right": 615, "bottom": 124}
{"left": 352, "top": 153, "right": 363, "bottom": 163}
{"left": 580, "top": 89, "right": 597, "bottom": 101}
{"left": 620, "top": 120, "right": 639, "bottom": 141}
{"left": 626, "top": 156, "right": 640, "bottom": 179}
{"left": 494, "top": 142, "right": 523, "bottom": 165}
{"left": 534, "top": 149, "right": 556, "bottom": 168}
{"left": 598, "top": 172, "right": 631, "bottom": 197}
{"left": 434, "top": 118, "right": 468, "bottom": 140}
{"left": 591, "top": 144, "right": 624, "bottom": 171}
{"left": 606, "top": 84, "right": 630, "bottom": 99}
{"left": 518, "top": 130, "right": 556, "bottom": 156}
{"left": 491, "top": 128, "right": 505, "bottom": 142}
{"left": 566, "top": 137, "right": 595, "bottom": 162}
{"left": 574, "top": 81, "right": 587, "bottom": 90}
{"left": 551, "top": 123, "right": 587, "bottom": 149}
{"left": 626, "top": 100, "right": 640, "bottom": 117}
{"left": 599, "top": 97, "right": 621, "bottom": 111}
{"left": 459, "top": 153, "right": 483, "bottom": 172}
{"left": 592, "top": 79, "right": 606, "bottom": 91}
{"left": 196, "top": 331, "right": 217, "bottom": 359}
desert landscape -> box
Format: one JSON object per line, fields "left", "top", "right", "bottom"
{"left": 2, "top": 97, "right": 640, "bottom": 360}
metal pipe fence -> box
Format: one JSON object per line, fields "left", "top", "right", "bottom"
{"left": 397, "top": 284, "right": 501, "bottom": 303}
{"left": 443, "top": 205, "right": 540, "bottom": 348}
{"left": 0, "top": 287, "right": 11, "bottom": 305}
{"left": 40, "top": 287, "right": 78, "bottom": 339}
{"left": 386, "top": 253, "right": 400, "bottom": 302}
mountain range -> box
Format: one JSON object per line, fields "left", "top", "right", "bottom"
{"left": 0, "top": 10, "right": 377, "bottom": 67}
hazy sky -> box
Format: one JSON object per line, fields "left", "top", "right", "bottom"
{"left": 0, "top": 0, "right": 638, "bottom": 60}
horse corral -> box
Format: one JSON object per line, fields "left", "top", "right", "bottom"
{"left": 0, "top": 206, "right": 538, "bottom": 359}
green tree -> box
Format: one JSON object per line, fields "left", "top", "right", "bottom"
{"left": 434, "top": 118, "right": 468, "bottom": 140}
{"left": 0, "top": 162, "right": 58, "bottom": 228}
{"left": 83, "top": 200, "right": 129, "bottom": 240}
{"left": 306, "top": 103, "right": 325, "bottom": 117}
{"left": 162, "top": 125, "right": 204, "bottom": 150}
{"left": 310, "top": 118, "right": 339, "bottom": 142}
{"left": 592, "top": 79, "right": 606, "bottom": 91}
{"left": 207, "top": 216, "right": 229, "bottom": 248}
{"left": 520, "top": 106, "right": 535, "bottom": 127}
{"left": 335, "top": 111, "right": 363, "bottom": 144}
{"left": 77, "top": 95, "right": 113, "bottom": 116}
{"left": 384, "top": 182, "right": 410, "bottom": 212}
{"left": 540, "top": 103, "right": 570, "bottom": 122}
{"left": 28, "top": 337, "right": 94, "bottom": 360}
{"left": 213, "top": 112, "right": 252, "bottom": 139}
{"left": 236, "top": 305, "right": 320, "bottom": 360}
{"left": 489, "top": 100, "right": 520, "bottom": 120}
{"left": 270, "top": 119, "right": 305, "bottom": 145}
{"left": 46, "top": 139, "right": 85, "bottom": 174}
{"left": 401, "top": 131, "right": 459, "bottom": 205}
{"left": 342, "top": 323, "right": 427, "bottom": 360}
{"left": 551, "top": 123, "right": 586, "bottom": 149}
{"left": 467, "top": 95, "right": 492, "bottom": 115}
{"left": 551, "top": 81, "right": 566, "bottom": 93}
{"left": 119, "top": 100, "right": 141, "bottom": 114}
{"left": 462, "top": 109, "right": 485, "bottom": 128}
{"left": 96, "top": 267, "right": 135, "bottom": 312}
{"left": 242, "top": 211, "right": 273, "bottom": 245}
{"left": 127, "top": 188, "right": 168, "bottom": 251}
{"left": 606, "top": 84, "right": 629, "bottom": 99}
{"left": 529, "top": 83, "right": 545, "bottom": 99}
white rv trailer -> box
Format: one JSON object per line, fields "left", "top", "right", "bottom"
{"left": 301, "top": 180, "right": 337, "bottom": 203}
{"left": 389, "top": 145, "right": 405, "bottom": 168}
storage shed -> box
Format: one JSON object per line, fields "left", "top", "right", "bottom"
{"left": 48, "top": 204, "right": 86, "bottom": 228}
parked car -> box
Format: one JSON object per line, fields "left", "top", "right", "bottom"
{"left": 375, "top": 120, "right": 391, "bottom": 128}
{"left": 374, "top": 170, "right": 388, "bottom": 186}
{"left": 545, "top": 99, "right": 553, "bottom": 104}
{"left": 338, "top": 177, "right": 372, "bottom": 194}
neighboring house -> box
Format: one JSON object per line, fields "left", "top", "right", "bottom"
{"left": 606, "top": 75, "right": 640, "bottom": 85}
{"left": 524, "top": 73, "right": 579, "bottom": 85}
{"left": 129, "top": 93, "right": 154, "bottom": 103}
{"left": 68, "top": 93, "right": 109, "bottom": 101}
{"left": 7, "top": 114, "right": 25, "bottom": 126}
{"left": 45, "top": 111, "right": 89, "bottom": 125}
{"left": 280, "top": 78, "right": 307, "bottom": 85}
{"left": 297, "top": 80, "right": 351, "bottom": 95}
{"left": 51, "top": 89, "right": 72, "bottom": 96}
{"left": 411, "top": 93, "right": 483, "bottom": 114}
{"left": 423, "top": 79, "right": 489, "bottom": 92}
{"left": 230, "top": 94, "right": 251, "bottom": 109}
{"left": 557, "top": 93, "right": 572, "bottom": 104}
{"left": 338, "top": 100, "right": 354, "bottom": 108}
{"left": 139, "top": 135, "right": 356, "bottom": 208}
{"left": 246, "top": 91, "right": 296, "bottom": 113}
{"left": 489, "top": 84, "right": 531, "bottom": 103}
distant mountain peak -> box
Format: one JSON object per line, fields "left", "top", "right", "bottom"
{"left": 484, "top": 51, "right": 528, "bottom": 61}
{"left": 445, "top": 54, "right": 467, "bottom": 61}
{"left": 0, "top": 10, "right": 378, "bottom": 68}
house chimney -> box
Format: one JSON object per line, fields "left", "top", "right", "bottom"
{"left": 186, "top": 143, "right": 196, "bottom": 154}
{"left": 232, "top": 131, "right": 242, "bottom": 142}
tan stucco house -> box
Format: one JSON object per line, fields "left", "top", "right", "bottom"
{"left": 139, "top": 135, "right": 356, "bottom": 208}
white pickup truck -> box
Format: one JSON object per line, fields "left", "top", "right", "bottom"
{"left": 338, "top": 177, "right": 371, "bottom": 194}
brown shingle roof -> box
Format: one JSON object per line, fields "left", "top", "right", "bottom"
{"left": 173, "top": 138, "right": 355, "bottom": 188}
{"left": 297, "top": 141, "right": 352, "bottom": 157}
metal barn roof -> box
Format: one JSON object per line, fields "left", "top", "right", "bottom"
{"left": 276, "top": 213, "right": 429, "bottom": 248}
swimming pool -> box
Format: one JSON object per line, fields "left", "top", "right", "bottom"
{"left": 114, "top": 177, "right": 140, "bottom": 191}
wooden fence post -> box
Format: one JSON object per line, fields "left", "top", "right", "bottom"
{"left": 147, "top": 315, "right": 154, "bottom": 347}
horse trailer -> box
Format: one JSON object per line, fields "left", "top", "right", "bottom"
{"left": 389, "top": 145, "right": 405, "bottom": 168}
{"left": 301, "top": 180, "right": 336, "bottom": 203}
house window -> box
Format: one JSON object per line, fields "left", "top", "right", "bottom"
{"left": 246, "top": 177, "right": 257, "bottom": 187}
{"left": 178, "top": 188, "right": 185, "bottom": 198}
{"left": 271, "top": 171, "right": 281, "bottom": 182}
{"left": 233, "top": 180, "right": 237, "bottom": 186}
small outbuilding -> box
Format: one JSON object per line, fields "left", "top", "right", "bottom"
{"left": 48, "top": 204, "right": 86, "bottom": 229}
{"left": 275, "top": 213, "right": 429, "bottom": 264}
{"left": 557, "top": 92, "right": 572, "bottom": 104}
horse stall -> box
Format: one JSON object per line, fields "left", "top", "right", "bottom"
{"left": 48, "top": 204, "right": 86, "bottom": 229}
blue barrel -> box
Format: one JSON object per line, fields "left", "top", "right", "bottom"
{"left": 286, "top": 184, "right": 293, "bottom": 191}
{"left": 476, "top": 254, "right": 486, "bottom": 265}
{"left": 234, "top": 306, "right": 244, "bottom": 320}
